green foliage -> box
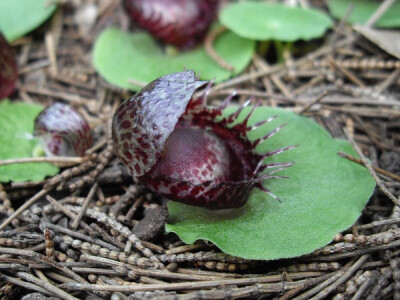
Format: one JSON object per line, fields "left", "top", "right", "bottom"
{"left": 219, "top": 1, "right": 333, "bottom": 41}
{"left": 0, "top": 100, "right": 59, "bottom": 182}
{"left": 92, "top": 28, "right": 255, "bottom": 91}
{"left": 167, "top": 107, "right": 375, "bottom": 260}
{"left": 0, "top": 0, "right": 57, "bottom": 42}
{"left": 328, "top": 0, "right": 400, "bottom": 27}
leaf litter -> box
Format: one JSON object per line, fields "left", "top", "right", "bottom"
{"left": 0, "top": 0, "right": 400, "bottom": 299}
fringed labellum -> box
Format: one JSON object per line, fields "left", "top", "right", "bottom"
{"left": 123, "top": 0, "right": 218, "bottom": 50}
{"left": 34, "top": 103, "right": 92, "bottom": 157}
{"left": 112, "top": 70, "right": 295, "bottom": 209}
{"left": 0, "top": 32, "right": 17, "bottom": 99}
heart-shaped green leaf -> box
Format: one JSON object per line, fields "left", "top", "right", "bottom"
{"left": 0, "top": 0, "right": 57, "bottom": 42}
{"left": 328, "top": 0, "right": 400, "bottom": 28}
{"left": 166, "top": 107, "right": 375, "bottom": 260}
{"left": 0, "top": 100, "right": 59, "bottom": 182}
{"left": 219, "top": 2, "right": 333, "bottom": 41}
{"left": 92, "top": 28, "right": 255, "bottom": 91}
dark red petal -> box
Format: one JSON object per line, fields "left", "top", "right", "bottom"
{"left": 140, "top": 173, "right": 255, "bottom": 209}
{"left": 34, "top": 103, "right": 92, "bottom": 157}
{"left": 123, "top": 0, "right": 218, "bottom": 49}
{"left": 0, "top": 32, "right": 17, "bottom": 99}
{"left": 112, "top": 70, "right": 207, "bottom": 177}
{"left": 146, "top": 127, "right": 231, "bottom": 185}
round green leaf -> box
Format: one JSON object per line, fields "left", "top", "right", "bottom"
{"left": 166, "top": 107, "right": 375, "bottom": 260}
{"left": 0, "top": 0, "right": 57, "bottom": 42}
{"left": 219, "top": 2, "right": 333, "bottom": 41}
{"left": 328, "top": 0, "right": 400, "bottom": 28}
{"left": 92, "top": 28, "right": 255, "bottom": 91}
{"left": 0, "top": 100, "right": 59, "bottom": 182}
